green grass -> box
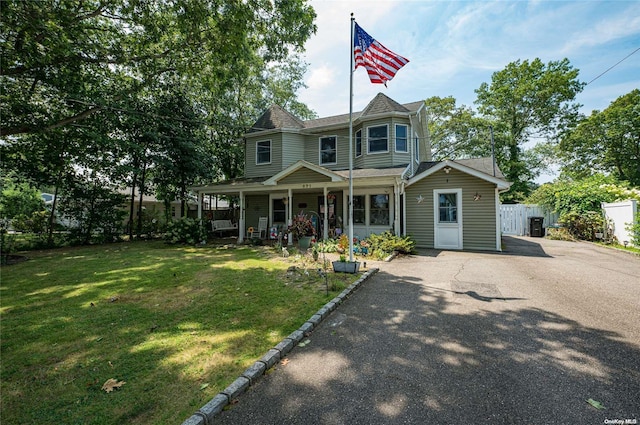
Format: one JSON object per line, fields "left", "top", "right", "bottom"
{"left": 1, "top": 241, "right": 357, "bottom": 424}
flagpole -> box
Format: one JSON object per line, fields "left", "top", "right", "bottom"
{"left": 348, "top": 13, "right": 355, "bottom": 263}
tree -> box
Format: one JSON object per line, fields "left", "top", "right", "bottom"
{"left": 0, "top": 175, "right": 44, "bottom": 220}
{"left": 558, "top": 89, "right": 640, "bottom": 186}
{"left": 423, "top": 96, "right": 491, "bottom": 160}
{"left": 2, "top": 0, "right": 317, "bottom": 241}
{"left": 1, "top": 0, "right": 316, "bottom": 137}
{"left": 475, "top": 58, "right": 585, "bottom": 200}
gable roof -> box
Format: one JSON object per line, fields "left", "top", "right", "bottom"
{"left": 415, "top": 158, "right": 505, "bottom": 180}
{"left": 263, "top": 160, "right": 345, "bottom": 185}
{"left": 408, "top": 158, "right": 510, "bottom": 190}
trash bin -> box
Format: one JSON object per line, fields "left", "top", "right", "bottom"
{"left": 529, "top": 216, "right": 544, "bottom": 237}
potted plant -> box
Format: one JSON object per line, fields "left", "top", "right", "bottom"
{"left": 332, "top": 254, "right": 361, "bottom": 274}
{"left": 287, "top": 212, "right": 316, "bottom": 250}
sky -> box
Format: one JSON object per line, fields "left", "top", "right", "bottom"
{"left": 298, "top": 0, "right": 640, "bottom": 129}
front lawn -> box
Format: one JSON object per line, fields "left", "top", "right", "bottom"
{"left": 1, "top": 241, "right": 356, "bottom": 424}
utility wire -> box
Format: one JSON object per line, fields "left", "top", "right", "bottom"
{"left": 586, "top": 46, "right": 640, "bottom": 86}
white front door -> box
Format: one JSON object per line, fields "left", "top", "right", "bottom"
{"left": 434, "top": 189, "right": 463, "bottom": 250}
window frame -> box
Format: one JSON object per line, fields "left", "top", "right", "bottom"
{"left": 355, "top": 129, "right": 362, "bottom": 158}
{"left": 438, "top": 192, "right": 459, "bottom": 223}
{"left": 319, "top": 135, "right": 338, "bottom": 165}
{"left": 367, "top": 124, "right": 389, "bottom": 154}
{"left": 395, "top": 124, "right": 408, "bottom": 153}
{"left": 352, "top": 195, "right": 366, "bottom": 224}
{"left": 369, "top": 194, "right": 390, "bottom": 226}
{"left": 256, "top": 140, "right": 272, "bottom": 165}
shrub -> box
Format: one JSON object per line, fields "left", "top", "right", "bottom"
{"left": 365, "top": 231, "right": 416, "bottom": 258}
{"left": 164, "top": 218, "right": 207, "bottom": 245}
{"left": 627, "top": 213, "right": 640, "bottom": 247}
{"left": 559, "top": 211, "right": 607, "bottom": 242}
{"left": 11, "top": 211, "right": 49, "bottom": 234}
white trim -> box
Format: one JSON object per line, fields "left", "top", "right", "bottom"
{"left": 495, "top": 187, "right": 502, "bottom": 251}
{"left": 407, "top": 159, "right": 510, "bottom": 190}
{"left": 394, "top": 124, "right": 409, "bottom": 153}
{"left": 433, "top": 188, "right": 463, "bottom": 250}
{"left": 263, "top": 160, "right": 344, "bottom": 185}
{"left": 355, "top": 129, "right": 363, "bottom": 158}
{"left": 319, "top": 135, "right": 338, "bottom": 166}
{"left": 366, "top": 124, "right": 389, "bottom": 155}
{"left": 255, "top": 140, "right": 272, "bottom": 165}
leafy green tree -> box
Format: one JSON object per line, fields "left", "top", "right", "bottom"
{"left": 475, "top": 58, "right": 585, "bottom": 201}
{"left": 58, "top": 171, "right": 127, "bottom": 245}
{"left": 2, "top": 0, "right": 317, "bottom": 241}
{"left": 424, "top": 96, "right": 491, "bottom": 160}
{"left": 1, "top": 0, "right": 316, "bottom": 137}
{"left": 558, "top": 89, "right": 640, "bottom": 186}
{"left": 0, "top": 176, "right": 44, "bottom": 219}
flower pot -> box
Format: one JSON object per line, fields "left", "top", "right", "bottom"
{"left": 298, "top": 236, "right": 312, "bottom": 251}
{"left": 332, "top": 260, "right": 361, "bottom": 274}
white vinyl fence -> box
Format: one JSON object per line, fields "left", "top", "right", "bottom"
{"left": 500, "top": 204, "right": 559, "bottom": 236}
{"left": 602, "top": 200, "right": 638, "bottom": 246}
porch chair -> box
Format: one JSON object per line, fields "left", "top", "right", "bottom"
{"left": 257, "top": 216, "right": 268, "bottom": 239}
{"left": 248, "top": 216, "right": 268, "bottom": 239}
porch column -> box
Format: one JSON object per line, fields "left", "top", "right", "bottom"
{"left": 287, "top": 188, "right": 293, "bottom": 246}
{"left": 323, "top": 187, "right": 329, "bottom": 240}
{"left": 394, "top": 182, "right": 400, "bottom": 235}
{"left": 238, "top": 191, "right": 245, "bottom": 243}
{"left": 197, "top": 192, "right": 203, "bottom": 220}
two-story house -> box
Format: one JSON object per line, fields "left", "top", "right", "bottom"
{"left": 191, "top": 93, "right": 510, "bottom": 251}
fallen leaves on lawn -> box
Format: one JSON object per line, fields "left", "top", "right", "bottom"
{"left": 199, "top": 383, "right": 209, "bottom": 390}
{"left": 102, "top": 378, "right": 126, "bottom": 393}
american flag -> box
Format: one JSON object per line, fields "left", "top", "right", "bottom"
{"left": 353, "top": 22, "right": 409, "bottom": 85}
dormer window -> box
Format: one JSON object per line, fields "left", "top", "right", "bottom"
{"left": 256, "top": 140, "right": 271, "bottom": 165}
{"left": 367, "top": 125, "right": 388, "bottom": 154}
{"left": 319, "top": 136, "right": 337, "bottom": 165}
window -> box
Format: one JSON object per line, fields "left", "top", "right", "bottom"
{"left": 367, "top": 125, "right": 388, "bottom": 153}
{"left": 395, "top": 124, "right": 408, "bottom": 152}
{"left": 370, "top": 194, "right": 390, "bottom": 225}
{"left": 319, "top": 136, "right": 337, "bottom": 165}
{"left": 414, "top": 135, "right": 420, "bottom": 163}
{"left": 273, "top": 198, "right": 286, "bottom": 223}
{"left": 353, "top": 195, "right": 366, "bottom": 224}
{"left": 256, "top": 140, "right": 271, "bottom": 164}
{"left": 438, "top": 193, "right": 458, "bottom": 223}
{"left": 355, "top": 129, "right": 362, "bottom": 157}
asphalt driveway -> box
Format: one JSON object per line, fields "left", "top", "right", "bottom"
{"left": 216, "top": 236, "right": 640, "bottom": 424}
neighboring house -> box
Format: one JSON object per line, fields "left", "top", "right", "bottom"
{"left": 120, "top": 189, "right": 229, "bottom": 222}
{"left": 191, "top": 93, "right": 511, "bottom": 251}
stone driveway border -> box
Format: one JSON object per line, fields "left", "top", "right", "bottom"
{"left": 181, "top": 268, "right": 379, "bottom": 425}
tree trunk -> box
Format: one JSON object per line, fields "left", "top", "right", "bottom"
{"left": 136, "top": 164, "right": 147, "bottom": 238}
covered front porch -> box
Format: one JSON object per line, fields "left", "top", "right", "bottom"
{"left": 191, "top": 161, "right": 407, "bottom": 244}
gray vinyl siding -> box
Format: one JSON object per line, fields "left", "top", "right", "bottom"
{"left": 245, "top": 134, "right": 283, "bottom": 179}
{"left": 405, "top": 169, "right": 498, "bottom": 251}
{"left": 245, "top": 195, "right": 270, "bottom": 230}
{"left": 282, "top": 133, "right": 305, "bottom": 168}
{"left": 279, "top": 168, "right": 332, "bottom": 185}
